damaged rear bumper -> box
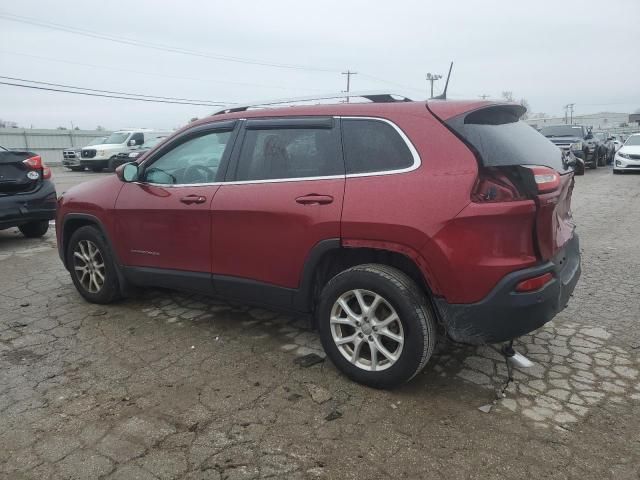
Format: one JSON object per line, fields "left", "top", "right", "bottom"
{"left": 434, "top": 234, "right": 581, "bottom": 345}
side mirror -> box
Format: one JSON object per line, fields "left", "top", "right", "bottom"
{"left": 128, "top": 139, "right": 137, "bottom": 146}
{"left": 116, "top": 162, "right": 139, "bottom": 182}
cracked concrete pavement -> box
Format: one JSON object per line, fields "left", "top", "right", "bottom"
{"left": 1, "top": 166, "right": 639, "bottom": 479}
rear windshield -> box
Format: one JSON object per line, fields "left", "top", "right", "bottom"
{"left": 447, "top": 106, "right": 569, "bottom": 173}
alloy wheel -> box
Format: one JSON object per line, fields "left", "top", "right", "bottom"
{"left": 73, "top": 240, "right": 106, "bottom": 293}
{"left": 330, "top": 289, "right": 404, "bottom": 371}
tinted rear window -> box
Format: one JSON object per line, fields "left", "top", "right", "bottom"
{"left": 236, "top": 128, "right": 342, "bottom": 181}
{"left": 447, "top": 106, "right": 569, "bottom": 173}
{"left": 341, "top": 119, "right": 414, "bottom": 174}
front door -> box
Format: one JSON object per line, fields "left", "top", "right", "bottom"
{"left": 211, "top": 117, "right": 345, "bottom": 296}
{"left": 114, "top": 125, "right": 236, "bottom": 274}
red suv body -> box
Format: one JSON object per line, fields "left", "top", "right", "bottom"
{"left": 57, "top": 98, "right": 581, "bottom": 388}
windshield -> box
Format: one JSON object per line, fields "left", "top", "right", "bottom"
{"left": 86, "top": 137, "right": 106, "bottom": 147}
{"left": 104, "top": 132, "right": 130, "bottom": 144}
{"left": 625, "top": 135, "right": 640, "bottom": 146}
{"left": 539, "top": 125, "right": 584, "bottom": 137}
{"left": 144, "top": 136, "right": 166, "bottom": 149}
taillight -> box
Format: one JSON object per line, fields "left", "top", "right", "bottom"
{"left": 515, "top": 272, "right": 553, "bottom": 292}
{"left": 524, "top": 166, "right": 560, "bottom": 193}
{"left": 22, "top": 155, "right": 52, "bottom": 180}
{"left": 471, "top": 168, "right": 525, "bottom": 202}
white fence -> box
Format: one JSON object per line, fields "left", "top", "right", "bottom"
{"left": 0, "top": 128, "right": 112, "bottom": 165}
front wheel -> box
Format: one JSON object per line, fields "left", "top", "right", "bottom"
{"left": 317, "top": 264, "right": 436, "bottom": 389}
{"left": 19, "top": 220, "right": 49, "bottom": 238}
{"left": 67, "top": 226, "right": 121, "bottom": 304}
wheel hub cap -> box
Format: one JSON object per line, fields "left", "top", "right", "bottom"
{"left": 73, "top": 240, "right": 106, "bottom": 294}
{"left": 330, "top": 289, "right": 404, "bottom": 372}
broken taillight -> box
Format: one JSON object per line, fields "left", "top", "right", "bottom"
{"left": 471, "top": 168, "right": 524, "bottom": 202}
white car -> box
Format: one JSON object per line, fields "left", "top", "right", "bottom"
{"left": 80, "top": 129, "right": 172, "bottom": 172}
{"left": 613, "top": 133, "right": 640, "bottom": 174}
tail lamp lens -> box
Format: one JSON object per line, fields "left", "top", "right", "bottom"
{"left": 525, "top": 166, "right": 560, "bottom": 193}
{"left": 22, "top": 155, "right": 52, "bottom": 179}
{"left": 515, "top": 272, "right": 553, "bottom": 292}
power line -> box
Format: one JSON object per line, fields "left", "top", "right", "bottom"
{"left": 0, "top": 50, "right": 329, "bottom": 93}
{"left": 0, "top": 12, "right": 339, "bottom": 73}
{"left": 0, "top": 75, "right": 229, "bottom": 104}
{"left": 0, "top": 80, "right": 228, "bottom": 106}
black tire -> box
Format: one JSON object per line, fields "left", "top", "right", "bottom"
{"left": 107, "top": 156, "right": 119, "bottom": 172}
{"left": 69, "top": 166, "right": 83, "bottom": 172}
{"left": 317, "top": 264, "right": 436, "bottom": 389}
{"left": 18, "top": 221, "right": 49, "bottom": 238}
{"left": 66, "top": 225, "right": 121, "bottom": 304}
{"left": 91, "top": 166, "right": 103, "bottom": 173}
{"left": 598, "top": 149, "right": 606, "bottom": 167}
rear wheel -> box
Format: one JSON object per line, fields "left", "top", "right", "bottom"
{"left": 67, "top": 226, "right": 121, "bottom": 304}
{"left": 317, "top": 264, "right": 436, "bottom": 389}
{"left": 19, "top": 221, "right": 49, "bottom": 238}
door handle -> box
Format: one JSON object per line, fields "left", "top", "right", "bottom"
{"left": 180, "top": 195, "right": 207, "bottom": 205}
{"left": 295, "top": 194, "right": 334, "bottom": 205}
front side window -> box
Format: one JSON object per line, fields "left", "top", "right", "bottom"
{"left": 130, "top": 132, "right": 144, "bottom": 145}
{"left": 341, "top": 119, "right": 414, "bottom": 174}
{"left": 235, "top": 128, "right": 342, "bottom": 181}
{"left": 143, "top": 130, "right": 231, "bottom": 185}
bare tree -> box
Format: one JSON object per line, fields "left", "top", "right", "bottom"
{"left": 501, "top": 91, "right": 514, "bottom": 102}
{"left": 519, "top": 98, "right": 531, "bottom": 120}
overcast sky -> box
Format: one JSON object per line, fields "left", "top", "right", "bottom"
{"left": 1, "top": 0, "right": 638, "bottom": 130}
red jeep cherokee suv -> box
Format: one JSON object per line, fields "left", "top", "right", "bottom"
{"left": 56, "top": 96, "right": 581, "bottom": 388}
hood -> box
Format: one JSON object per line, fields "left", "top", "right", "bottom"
{"left": 619, "top": 145, "right": 640, "bottom": 155}
{"left": 82, "top": 143, "right": 124, "bottom": 150}
{"left": 546, "top": 136, "right": 581, "bottom": 144}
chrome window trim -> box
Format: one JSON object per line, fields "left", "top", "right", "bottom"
{"left": 137, "top": 116, "right": 421, "bottom": 188}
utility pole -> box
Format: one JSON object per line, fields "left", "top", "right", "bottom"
{"left": 426, "top": 72, "right": 442, "bottom": 99}
{"left": 341, "top": 70, "right": 357, "bottom": 103}
{"left": 564, "top": 103, "right": 575, "bottom": 124}
{"left": 569, "top": 103, "right": 575, "bottom": 124}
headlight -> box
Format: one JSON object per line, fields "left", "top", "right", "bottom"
{"left": 570, "top": 142, "right": 583, "bottom": 151}
{"left": 619, "top": 152, "right": 631, "bottom": 159}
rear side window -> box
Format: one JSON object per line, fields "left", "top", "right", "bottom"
{"left": 447, "top": 106, "right": 570, "bottom": 173}
{"left": 235, "top": 128, "right": 342, "bottom": 181}
{"left": 341, "top": 119, "right": 414, "bottom": 174}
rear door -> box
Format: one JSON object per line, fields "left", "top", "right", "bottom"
{"left": 211, "top": 117, "right": 344, "bottom": 300}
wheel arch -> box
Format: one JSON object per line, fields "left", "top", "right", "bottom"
{"left": 295, "top": 240, "right": 438, "bottom": 319}
{"left": 60, "top": 214, "right": 121, "bottom": 268}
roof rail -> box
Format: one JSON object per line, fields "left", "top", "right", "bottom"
{"left": 212, "top": 91, "right": 413, "bottom": 115}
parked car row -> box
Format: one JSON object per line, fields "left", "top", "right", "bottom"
{"left": 63, "top": 129, "right": 171, "bottom": 172}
